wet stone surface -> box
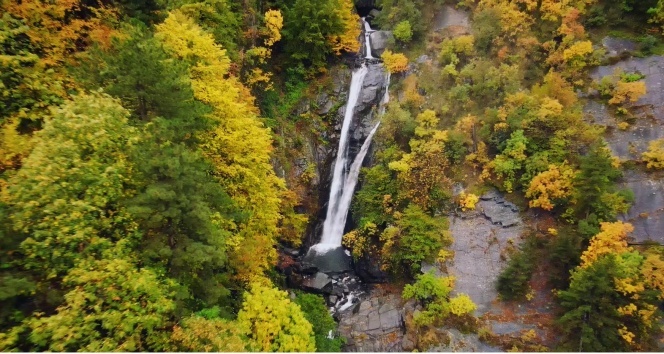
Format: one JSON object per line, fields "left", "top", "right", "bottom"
{"left": 337, "top": 292, "right": 408, "bottom": 352}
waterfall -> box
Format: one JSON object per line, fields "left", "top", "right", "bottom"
{"left": 379, "top": 72, "right": 390, "bottom": 116}
{"left": 309, "top": 18, "right": 389, "bottom": 254}
{"left": 362, "top": 17, "right": 374, "bottom": 59}
{"left": 311, "top": 65, "right": 368, "bottom": 253}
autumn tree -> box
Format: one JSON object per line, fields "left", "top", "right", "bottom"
{"left": 24, "top": 250, "right": 175, "bottom": 352}
{"left": 237, "top": 282, "right": 315, "bottom": 352}
{"left": 171, "top": 316, "right": 245, "bottom": 352}
{"left": 156, "top": 11, "right": 286, "bottom": 281}
{"left": 402, "top": 271, "right": 476, "bottom": 326}
{"left": 526, "top": 163, "right": 577, "bottom": 211}
{"left": 381, "top": 50, "right": 409, "bottom": 73}
{"left": 642, "top": 138, "right": 664, "bottom": 169}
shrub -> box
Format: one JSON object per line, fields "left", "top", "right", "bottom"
{"left": 393, "top": 20, "right": 413, "bottom": 43}
{"left": 382, "top": 50, "right": 409, "bottom": 73}
{"left": 642, "top": 139, "right": 664, "bottom": 169}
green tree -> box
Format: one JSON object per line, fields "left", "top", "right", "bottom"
{"left": 126, "top": 128, "right": 243, "bottom": 312}
{"left": 381, "top": 204, "right": 449, "bottom": 273}
{"left": 77, "top": 23, "right": 211, "bottom": 141}
{"left": 282, "top": 0, "right": 343, "bottom": 72}
{"left": 293, "top": 293, "right": 343, "bottom": 352}
{"left": 557, "top": 252, "right": 661, "bottom": 351}
{"left": 25, "top": 248, "right": 175, "bottom": 352}
{"left": 3, "top": 93, "right": 139, "bottom": 279}
{"left": 393, "top": 20, "right": 413, "bottom": 43}
{"left": 574, "top": 143, "right": 632, "bottom": 221}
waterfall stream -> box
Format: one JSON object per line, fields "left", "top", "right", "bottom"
{"left": 310, "top": 18, "right": 391, "bottom": 255}
{"left": 362, "top": 18, "right": 374, "bottom": 59}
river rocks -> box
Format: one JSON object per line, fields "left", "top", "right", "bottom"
{"left": 338, "top": 292, "right": 407, "bottom": 352}
{"left": 301, "top": 272, "right": 333, "bottom": 294}
{"left": 369, "top": 31, "right": 393, "bottom": 57}
{"left": 448, "top": 189, "right": 524, "bottom": 314}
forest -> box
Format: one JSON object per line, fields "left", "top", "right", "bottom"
{"left": 0, "top": 0, "right": 663, "bottom": 352}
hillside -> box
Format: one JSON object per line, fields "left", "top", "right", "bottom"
{"left": 0, "top": 0, "right": 663, "bottom": 352}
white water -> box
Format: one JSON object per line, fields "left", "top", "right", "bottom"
{"left": 310, "top": 18, "right": 390, "bottom": 254}
{"left": 362, "top": 18, "right": 374, "bottom": 59}
{"left": 311, "top": 65, "right": 368, "bottom": 253}
{"left": 378, "top": 72, "right": 390, "bottom": 116}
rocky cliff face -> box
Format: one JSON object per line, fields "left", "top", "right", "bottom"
{"left": 585, "top": 48, "right": 664, "bottom": 244}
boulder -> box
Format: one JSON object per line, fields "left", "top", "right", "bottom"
{"left": 300, "top": 272, "right": 333, "bottom": 294}
{"left": 369, "top": 31, "right": 393, "bottom": 57}
{"left": 602, "top": 36, "right": 638, "bottom": 60}
{"left": 354, "top": 253, "right": 388, "bottom": 283}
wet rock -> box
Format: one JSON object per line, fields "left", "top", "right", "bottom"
{"left": 300, "top": 272, "right": 333, "bottom": 294}
{"left": 302, "top": 246, "right": 352, "bottom": 273}
{"left": 298, "top": 261, "right": 319, "bottom": 275}
{"left": 354, "top": 253, "right": 388, "bottom": 283}
{"left": 369, "top": 31, "right": 393, "bottom": 57}
{"left": 368, "top": 9, "right": 381, "bottom": 19}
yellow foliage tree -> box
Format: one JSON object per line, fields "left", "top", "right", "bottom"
{"left": 389, "top": 110, "right": 452, "bottom": 210}
{"left": 156, "top": 11, "right": 285, "bottom": 281}
{"left": 458, "top": 192, "right": 479, "bottom": 211}
{"left": 381, "top": 50, "right": 409, "bottom": 73}
{"left": 172, "top": 316, "right": 246, "bottom": 352}
{"left": 237, "top": 282, "right": 315, "bottom": 352}
{"left": 525, "top": 163, "right": 577, "bottom": 211}
{"left": 609, "top": 81, "right": 647, "bottom": 105}
{"left": 641, "top": 251, "right": 664, "bottom": 299}
{"left": 262, "top": 9, "right": 283, "bottom": 47}
{"left": 328, "top": 0, "right": 360, "bottom": 54}
{"left": 580, "top": 221, "right": 634, "bottom": 268}
{"left": 642, "top": 139, "right": 664, "bottom": 170}
{"left": 2, "top": 0, "right": 117, "bottom": 66}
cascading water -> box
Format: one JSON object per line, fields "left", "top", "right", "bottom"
{"left": 362, "top": 17, "right": 374, "bottom": 59}
{"left": 308, "top": 17, "right": 388, "bottom": 259}
{"left": 310, "top": 65, "right": 368, "bottom": 253}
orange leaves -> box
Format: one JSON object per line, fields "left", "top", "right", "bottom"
{"left": 580, "top": 221, "right": 634, "bottom": 268}
{"left": 3, "top": 0, "right": 118, "bottom": 66}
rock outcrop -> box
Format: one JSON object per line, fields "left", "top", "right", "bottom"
{"left": 585, "top": 55, "right": 664, "bottom": 244}
{"left": 337, "top": 292, "right": 409, "bottom": 352}
{"left": 448, "top": 190, "right": 524, "bottom": 314}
